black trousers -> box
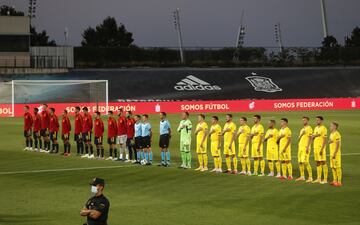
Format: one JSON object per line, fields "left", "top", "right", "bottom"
{"left": 126, "top": 138, "right": 135, "bottom": 160}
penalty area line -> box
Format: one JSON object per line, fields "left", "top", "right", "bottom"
{"left": 0, "top": 164, "right": 134, "bottom": 175}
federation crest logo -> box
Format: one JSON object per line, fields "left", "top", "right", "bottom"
{"left": 245, "top": 73, "right": 282, "bottom": 93}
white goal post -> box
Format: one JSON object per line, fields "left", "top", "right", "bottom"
{"left": 2, "top": 80, "right": 108, "bottom": 117}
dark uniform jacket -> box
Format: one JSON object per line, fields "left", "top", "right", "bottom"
{"left": 85, "top": 194, "right": 110, "bottom": 225}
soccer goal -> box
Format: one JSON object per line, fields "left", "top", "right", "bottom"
{"left": 0, "top": 80, "right": 108, "bottom": 117}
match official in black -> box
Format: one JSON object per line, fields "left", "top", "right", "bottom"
{"left": 80, "top": 178, "right": 110, "bottom": 225}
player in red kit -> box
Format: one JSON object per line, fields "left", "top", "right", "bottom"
{"left": 40, "top": 104, "right": 51, "bottom": 153}
{"left": 94, "top": 111, "right": 105, "bottom": 159}
{"left": 74, "top": 106, "right": 84, "bottom": 155}
{"left": 126, "top": 111, "right": 136, "bottom": 163}
{"left": 82, "top": 107, "right": 94, "bottom": 159}
{"left": 116, "top": 108, "right": 128, "bottom": 161}
{"left": 61, "top": 110, "right": 71, "bottom": 156}
{"left": 33, "top": 108, "right": 42, "bottom": 152}
{"left": 106, "top": 111, "right": 118, "bottom": 160}
{"left": 23, "top": 106, "right": 33, "bottom": 151}
{"left": 49, "top": 108, "right": 60, "bottom": 153}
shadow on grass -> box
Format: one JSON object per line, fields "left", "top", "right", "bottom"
{"left": 0, "top": 214, "right": 49, "bottom": 224}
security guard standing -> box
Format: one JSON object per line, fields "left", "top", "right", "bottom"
{"left": 80, "top": 178, "right": 110, "bottom": 225}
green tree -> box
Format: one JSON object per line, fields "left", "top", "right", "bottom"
{"left": 81, "top": 17, "right": 134, "bottom": 47}
{"left": 345, "top": 27, "right": 360, "bottom": 47}
{"left": 0, "top": 5, "right": 24, "bottom": 16}
{"left": 31, "top": 26, "right": 56, "bottom": 46}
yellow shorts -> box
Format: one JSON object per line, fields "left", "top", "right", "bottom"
{"left": 298, "top": 147, "right": 310, "bottom": 163}
{"left": 251, "top": 143, "right": 263, "bottom": 158}
{"left": 224, "top": 142, "right": 236, "bottom": 155}
{"left": 211, "top": 142, "right": 221, "bottom": 157}
{"left": 266, "top": 146, "right": 279, "bottom": 161}
{"left": 314, "top": 148, "right": 326, "bottom": 162}
{"left": 196, "top": 142, "right": 207, "bottom": 154}
{"left": 279, "top": 149, "right": 291, "bottom": 161}
{"left": 330, "top": 154, "right": 341, "bottom": 168}
{"left": 238, "top": 143, "right": 249, "bottom": 158}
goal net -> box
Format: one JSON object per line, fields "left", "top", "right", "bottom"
{"left": 0, "top": 80, "right": 108, "bottom": 117}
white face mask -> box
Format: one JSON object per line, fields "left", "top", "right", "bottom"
{"left": 91, "top": 186, "right": 98, "bottom": 194}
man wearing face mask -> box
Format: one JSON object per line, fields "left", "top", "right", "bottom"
{"left": 80, "top": 178, "right": 110, "bottom": 225}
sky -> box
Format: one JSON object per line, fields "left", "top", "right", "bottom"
{"left": 4, "top": 0, "right": 360, "bottom": 47}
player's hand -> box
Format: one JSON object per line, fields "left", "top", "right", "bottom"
{"left": 257, "top": 148, "right": 260, "bottom": 153}
{"left": 243, "top": 149, "right": 246, "bottom": 155}
{"left": 332, "top": 155, "right": 336, "bottom": 160}
{"left": 320, "top": 150, "right": 323, "bottom": 156}
{"left": 282, "top": 149, "right": 286, "bottom": 154}
{"left": 200, "top": 144, "right": 203, "bottom": 149}
{"left": 305, "top": 146, "right": 309, "bottom": 154}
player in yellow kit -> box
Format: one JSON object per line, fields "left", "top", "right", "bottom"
{"left": 194, "top": 114, "right": 209, "bottom": 172}
{"left": 208, "top": 116, "right": 222, "bottom": 173}
{"left": 221, "top": 114, "right": 237, "bottom": 174}
{"left": 311, "top": 116, "right": 328, "bottom": 184}
{"left": 278, "top": 118, "right": 293, "bottom": 180}
{"left": 250, "top": 115, "right": 265, "bottom": 176}
{"left": 329, "top": 122, "right": 342, "bottom": 187}
{"left": 296, "top": 117, "right": 313, "bottom": 182}
{"left": 234, "top": 117, "right": 251, "bottom": 175}
{"left": 264, "top": 120, "right": 281, "bottom": 177}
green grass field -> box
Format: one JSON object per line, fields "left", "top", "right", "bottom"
{"left": 0, "top": 110, "right": 359, "bottom": 225}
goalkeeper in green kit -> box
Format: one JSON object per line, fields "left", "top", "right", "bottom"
{"left": 177, "top": 112, "right": 192, "bottom": 169}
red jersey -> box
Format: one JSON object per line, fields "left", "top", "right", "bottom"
{"left": 61, "top": 116, "right": 71, "bottom": 135}
{"left": 40, "top": 110, "right": 50, "bottom": 129}
{"left": 33, "top": 113, "right": 41, "bottom": 132}
{"left": 94, "top": 118, "right": 105, "bottom": 137}
{"left": 82, "top": 114, "right": 93, "bottom": 133}
{"left": 126, "top": 117, "right": 135, "bottom": 138}
{"left": 117, "top": 116, "right": 127, "bottom": 135}
{"left": 49, "top": 114, "right": 59, "bottom": 132}
{"left": 74, "top": 113, "right": 83, "bottom": 134}
{"left": 107, "top": 117, "right": 117, "bottom": 138}
{"left": 24, "top": 112, "right": 33, "bottom": 131}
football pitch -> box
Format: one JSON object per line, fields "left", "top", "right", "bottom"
{"left": 0, "top": 110, "right": 359, "bottom": 225}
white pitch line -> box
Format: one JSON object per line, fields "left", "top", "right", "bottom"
{"left": 0, "top": 165, "right": 134, "bottom": 175}
{"left": 0, "top": 153, "right": 359, "bottom": 176}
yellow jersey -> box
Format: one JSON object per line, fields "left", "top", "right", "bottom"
{"left": 265, "top": 128, "right": 279, "bottom": 149}
{"left": 223, "top": 122, "right": 236, "bottom": 143}
{"left": 329, "top": 131, "right": 341, "bottom": 156}
{"left": 313, "top": 125, "right": 327, "bottom": 148}
{"left": 279, "top": 127, "right": 292, "bottom": 151}
{"left": 210, "top": 124, "right": 222, "bottom": 143}
{"left": 251, "top": 124, "right": 264, "bottom": 144}
{"left": 238, "top": 125, "right": 250, "bottom": 144}
{"left": 299, "top": 125, "right": 313, "bottom": 149}
{"left": 196, "top": 122, "right": 208, "bottom": 143}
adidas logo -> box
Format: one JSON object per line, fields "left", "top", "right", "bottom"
{"left": 174, "top": 75, "right": 222, "bottom": 91}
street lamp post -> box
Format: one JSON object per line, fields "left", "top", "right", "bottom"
{"left": 274, "top": 23, "right": 283, "bottom": 53}
{"left": 320, "top": 0, "right": 329, "bottom": 38}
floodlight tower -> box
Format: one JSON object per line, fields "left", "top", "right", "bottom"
{"left": 320, "top": 0, "right": 329, "bottom": 37}
{"left": 28, "top": 0, "right": 37, "bottom": 26}
{"left": 173, "top": 8, "right": 185, "bottom": 63}
{"left": 274, "top": 23, "right": 283, "bottom": 53}
{"left": 233, "top": 10, "right": 246, "bottom": 62}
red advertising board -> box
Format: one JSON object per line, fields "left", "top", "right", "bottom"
{"left": 0, "top": 98, "right": 359, "bottom": 117}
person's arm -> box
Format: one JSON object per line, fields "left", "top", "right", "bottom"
{"left": 282, "top": 137, "right": 291, "bottom": 153}
{"left": 80, "top": 208, "right": 102, "bottom": 219}
{"left": 257, "top": 134, "right": 264, "bottom": 152}
{"left": 177, "top": 122, "right": 182, "bottom": 132}
{"left": 168, "top": 127, "right": 172, "bottom": 138}
{"left": 200, "top": 128, "right": 208, "bottom": 148}
{"left": 221, "top": 128, "right": 230, "bottom": 136}
{"left": 320, "top": 136, "right": 327, "bottom": 156}
{"left": 229, "top": 130, "right": 238, "bottom": 147}
{"left": 305, "top": 135, "right": 311, "bottom": 154}
{"left": 332, "top": 141, "right": 340, "bottom": 160}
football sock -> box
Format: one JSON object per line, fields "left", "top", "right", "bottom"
{"left": 306, "top": 163, "right": 312, "bottom": 179}
{"left": 52, "top": 144, "right": 55, "bottom": 151}
{"left": 29, "top": 139, "right": 33, "bottom": 148}
{"left": 299, "top": 164, "right": 305, "bottom": 177}
{"left": 180, "top": 152, "right": 186, "bottom": 165}
{"left": 39, "top": 139, "right": 42, "bottom": 149}
{"left": 140, "top": 151, "right": 144, "bottom": 160}
{"left": 56, "top": 144, "right": 59, "bottom": 153}
{"left": 254, "top": 160, "right": 259, "bottom": 173}
{"left": 226, "top": 157, "right": 231, "bottom": 170}
{"left": 114, "top": 148, "right": 118, "bottom": 158}
{"left": 323, "top": 164, "right": 328, "bottom": 181}
{"left": 276, "top": 161, "right": 281, "bottom": 174}
{"left": 161, "top": 152, "right": 165, "bottom": 163}
{"left": 76, "top": 143, "right": 80, "bottom": 154}
{"left": 246, "top": 158, "right": 251, "bottom": 172}
{"left": 144, "top": 152, "right": 148, "bottom": 161}
{"left": 43, "top": 140, "right": 47, "bottom": 150}
{"left": 240, "top": 158, "right": 246, "bottom": 171}
{"left": 316, "top": 165, "right": 322, "bottom": 180}
{"left": 101, "top": 147, "right": 104, "bottom": 157}
{"left": 136, "top": 151, "right": 140, "bottom": 161}
{"left": 68, "top": 143, "right": 71, "bottom": 153}
{"left": 90, "top": 145, "right": 93, "bottom": 155}
{"left": 47, "top": 141, "right": 51, "bottom": 150}
{"left": 232, "top": 156, "right": 237, "bottom": 171}
{"left": 269, "top": 161, "right": 274, "bottom": 173}
{"left": 282, "top": 163, "right": 287, "bottom": 177}
{"left": 34, "top": 138, "right": 38, "bottom": 148}
{"left": 97, "top": 148, "right": 100, "bottom": 156}
{"left": 26, "top": 139, "right": 29, "bottom": 147}
{"left": 260, "top": 159, "right": 265, "bottom": 173}
{"left": 166, "top": 151, "right": 170, "bottom": 163}
{"left": 337, "top": 168, "right": 342, "bottom": 183}
{"left": 203, "top": 154, "right": 208, "bottom": 168}
{"left": 85, "top": 145, "right": 89, "bottom": 154}
{"left": 198, "top": 154, "right": 203, "bottom": 168}
{"left": 214, "top": 157, "right": 218, "bottom": 169}
{"left": 287, "top": 163, "right": 293, "bottom": 177}
{"left": 64, "top": 143, "right": 67, "bottom": 153}
{"left": 219, "top": 156, "right": 222, "bottom": 169}
{"left": 149, "top": 151, "right": 153, "bottom": 162}
{"left": 80, "top": 142, "right": 84, "bottom": 154}
{"left": 186, "top": 152, "right": 191, "bottom": 167}
{"left": 332, "top": 168, "right": 338, "bottom": 182}
{"left": 109, "top": 148, "right": 113, "bottom": 157}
